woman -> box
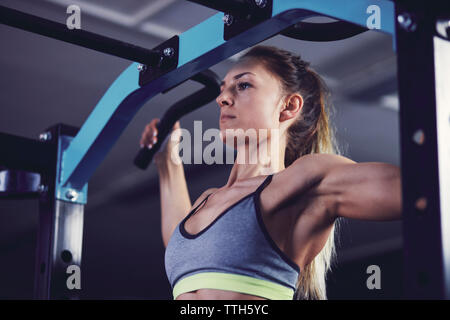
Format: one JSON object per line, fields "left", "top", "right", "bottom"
{"left": 140, "top": 45, "right": 402, "bottom": 300}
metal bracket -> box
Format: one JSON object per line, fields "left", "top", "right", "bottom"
{"left": 223, "top": 0, "right": 273, "bottom": 41}
{"left": 38, "top": 124, "right": 88, "bottom": 205}
{"left": 138, "top": 35, "right": 179, "bottom": 87}
{"left": 56, "top": 135, "right": 88, "bottom": 205}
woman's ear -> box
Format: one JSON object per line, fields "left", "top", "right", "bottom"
{"left": 279, "top": 93, "right": 303, "bottom": 122}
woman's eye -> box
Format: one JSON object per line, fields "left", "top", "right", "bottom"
{"left": 237, "top": 82, "right": 251, "bottom": 91}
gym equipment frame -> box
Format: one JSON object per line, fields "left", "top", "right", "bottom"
{"left": 0, "top": 0, "right": 449, "bottom": 299}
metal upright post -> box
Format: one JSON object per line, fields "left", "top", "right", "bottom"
{"left": 33, "top": 124, "right": 87, "bottom": 299}
{"left": 396, "top": 0, "right": 450, "bottom": 299}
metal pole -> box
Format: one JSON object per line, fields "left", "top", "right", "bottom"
{"left": 0, "top": 5, "right": 161, "bottom": 65}
{"left": 34, "top": 199, "right": 84, "bottom": 299}
{"left": 33, "top": 124, "right": 85, "bottom": 299}
{"left": 396, "top": 0, "right": 450, "bottom": 299}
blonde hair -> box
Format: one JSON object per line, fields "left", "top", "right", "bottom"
{"left": 238, "top": 45, "right": 344, "bottom": 300}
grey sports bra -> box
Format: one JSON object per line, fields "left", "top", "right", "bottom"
{"left": 164, "top": 174, "right": 300, "bottom": 300}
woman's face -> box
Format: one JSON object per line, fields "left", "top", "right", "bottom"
{"left": 216, "top": 61, "right": 285, "bottom": 149}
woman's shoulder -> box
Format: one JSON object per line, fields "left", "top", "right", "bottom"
{"left": 268, "top": 153, "right": 355, "bottom": 201}
{"left": 280, "top": 153, "right": 355, "bottom": 176}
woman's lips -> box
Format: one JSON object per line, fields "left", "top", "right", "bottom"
{"left": 220, "top": 115, "right": 236, "bottom": 122}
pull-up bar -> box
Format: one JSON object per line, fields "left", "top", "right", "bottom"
{"left": 0, "top": 5, "right": 162, "bottom": 66}
{"left": 0, "top": 0, "right": 449, "bottom": 300}
{"left": 134, "top": 70, "right": 221, "bottom": 169}
{"left": 281, "top": 20, "right": 368, "bottom": 42}
{"left": 187, "top": 0, "right": 370, "bottom": 42}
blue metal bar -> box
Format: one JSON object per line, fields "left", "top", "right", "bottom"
{"left": 59, "top": 63, "right": 140, "bottom": 192}
{"left": 273, "top": 0, "right": 394, "bottom": 36}
{"left": 59, "top": 0, "right": 396, "bottom": 199}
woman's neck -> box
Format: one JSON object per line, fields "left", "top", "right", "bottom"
{"left": 225, "top": 137, "right": 285, "bottom": 187}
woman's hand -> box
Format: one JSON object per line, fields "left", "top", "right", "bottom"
{"left": 139, "top": 118, "right": 182, "bottom": 167}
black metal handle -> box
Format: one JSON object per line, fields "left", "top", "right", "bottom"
{"left": 186, "top": 1, "right": 367, "bottom": 42}
{"left": 280, "top": 20, "right": 368, "bottom": 42}
{"left": 134, "top": 69, "right": 221, "bottom": 170}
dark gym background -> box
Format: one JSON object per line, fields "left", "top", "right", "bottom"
{"left": 0, "top": 0, "right": 403, "bottom": 299}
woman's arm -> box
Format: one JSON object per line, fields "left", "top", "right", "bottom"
{"left": 157, "top": 157, "right": 192, "bottom": 248}
{"left": 144, "top": 119, "right": 193, "bottom": 248}
{"left": 272, "top": 154, "right": 402, "bottom": 266}
{"left": 316, "top": 155, "right": 403, "bottom": 221}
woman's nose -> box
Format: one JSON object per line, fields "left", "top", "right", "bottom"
{"left": 216, "top": 92, "right": 232, "bottom": 107}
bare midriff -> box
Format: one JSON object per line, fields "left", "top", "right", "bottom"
{"left": 176, "top": 288, "right": 268, "bottom": 300}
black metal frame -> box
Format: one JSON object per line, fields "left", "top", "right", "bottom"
{"left": 0, "top": 124, "right": 86, "bottom": 299}
{"left": 138, "top": 36, "right": 180, "bottom": 87}
{"left": 187, "top": 0, "right": 370, "bottom": 42}
{"left": 0, "top": 132, "right": 53, "bottom": 175}
{"left": 0, "top": 0, "right": 449, "bottom": 300}
{"left": 395, "top": 0, "right": 450, "bottom": 299}
{"left": 0, "top": 5, "right": 161, "bottom": 66}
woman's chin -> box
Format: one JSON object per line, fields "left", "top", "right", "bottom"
{"left": 219, "top": 123, "right": 232, "bottom": 131}
{"left": 222, "top": 135, "right": 248, "bottom": 150}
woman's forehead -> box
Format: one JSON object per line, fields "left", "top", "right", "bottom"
{"left": 225, "top": 62, "right": 276, "bottom": 83}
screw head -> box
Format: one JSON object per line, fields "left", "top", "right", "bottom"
{"left": 255, "top": 0, "right": 267, "bottom": 8}
{"left": 37, "top": 184, "right": 48, "bottom": 194}
{"left": 223, "top": 14, "right": 234, "bottom": 26}
{"left": 398, "top": 13, "right": 417, "bottom": 32}
{"left": 163, "top": 47, "right": 174, "bottom": 57}
{"left": 137, "top": 64, "right": 146, "bottom": 72}
{"left": 39, "top": 132, "right": 52, "bottom": 141}
{"left": 65, "top": 189, "right": 78, "bottom": 201}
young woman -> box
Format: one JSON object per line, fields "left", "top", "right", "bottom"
{"left": 140, "top": 45, "right": 402, "bottom": 300}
